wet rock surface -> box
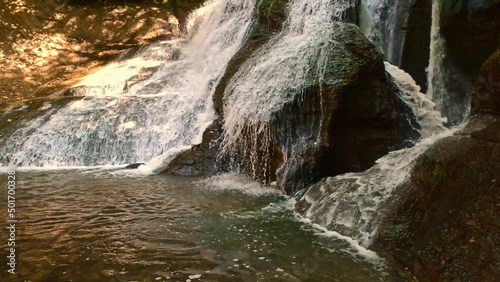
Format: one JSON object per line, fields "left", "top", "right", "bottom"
{"left": 163, "top": 119, "right": 222, "bottom": 176}
{"left": 0, "top": 0, "right": 179, "bottom": 111}
{"left": 376, "top": 54, "right": 500, "bottom": 281}
{"left": 400, "top": 0, "right": 432, "bottom": 91}
{"left": 221, "top": 23, "right": 416, "bottom": 194}
{"left": 399, "top": 0, "right": 499, "bottom": 119}
{"left": 376, "top": 114, "right": 500, "bottom": 282}
{"left": 472, "top": 49, "right": 500, "bottom": 115}
{"left": 214, "top": 0, "right": 289, "bottom": 114}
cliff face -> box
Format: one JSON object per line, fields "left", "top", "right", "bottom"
{"left": 0, "top": 0, "right": 184, "bottom": 111}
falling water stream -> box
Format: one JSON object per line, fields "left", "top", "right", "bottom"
{"left": 299, "top": 63, "right": 453, "bottom": 247}
{"left": 359, "top": 0, "right": 413, "bottom": 65}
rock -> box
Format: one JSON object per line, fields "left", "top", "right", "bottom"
{"left": 124, "top": 163, "right": 145, "bottom": 169}
{"left": 398, "top": 0, "right": 499, "bottom": 123}
{"left": 376, "top": 114, "right": 500, "bottom": 282}
{"left": 162, "top": 0, "right": 290, "bottom": 177}
{"left": 163, "top": 0, "right": 207, "bottom": 25}
{"left": 220, "top": 23, "right": 417, "bottom": 194}
{"left": 442, "top": 0, "right": 500, "bottom": 79}
{"left": 400, "top": 0, "right": 432, "bottom": 91}
{"left": 472, "top": 49, "right": 500, "bottom": 115}
{"left": 0, "top": 0, "right": 180, "bottom": 110}
{"left": 162, "top": 119, "right": 222, "bottom": 176}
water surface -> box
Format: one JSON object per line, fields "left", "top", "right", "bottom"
{"left": 0, "top": 170, "right": 404, "bottom": 281}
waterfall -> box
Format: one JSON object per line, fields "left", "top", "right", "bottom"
{"left": 0, "top": 0, "right": 257, "bottom": 170}
{"left": 426, "top": 0, "right": 471, "bottom": 124}
{"left": 385, "top": 63, "right": 448, "bottom": 137}
{"left": 299, "top": 63, "right": 450, "bottom": 247}
{"left": 426, "top": 0, "right": 447, "bottom": 116}
{"left": 359, "top": 0, "right": 413, "bottom": 65}
{"left": 220, "top": 0, "right": 356, "bottom": 185}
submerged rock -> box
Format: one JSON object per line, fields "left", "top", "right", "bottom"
{"left": 124, "top": 163, "right": 145, "bottom": 169}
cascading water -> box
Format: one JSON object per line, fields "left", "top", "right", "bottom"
{"left": 220, "top": 0, "right": 356, "bottom": 186}
{"left": 426, "top": 0, "right": 447, "bottom": 116}
{"left": 299, "top": 63, "right": 451, "bottom": 247}
{"left": 362, "top": 0, "right": 470, "bottom": 124}
{"left": 0, "top": 0, "right": 257, "bottom": 170}
{"left": 425, "top": 0, "right": 471, "bottom": 124}
{"left": 359, "top": 0, "right": 413, "bottom": 65}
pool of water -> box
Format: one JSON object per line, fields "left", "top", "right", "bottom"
{"left": 0, "top": 169, "right": 405, "bottom": 281}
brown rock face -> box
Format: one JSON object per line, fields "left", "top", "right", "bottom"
{"left": 442, "top": 0, "right": 500, "bottom": 79}
{"left": 472, "top": 49, "right": 500, "bottom": 115}
{"left": 376, "top": 115, "right": 500, "bottom": 282}
{"left": 0, "top": 0, "right": 179, "bottom": 111}
{"left": 163, "top": 119, "right": 222, "bottom": 176}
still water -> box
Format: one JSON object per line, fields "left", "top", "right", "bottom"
{"left": 0, "top": 169, "right": 404, "bottom": 281}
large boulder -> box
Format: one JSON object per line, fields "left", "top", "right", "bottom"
{"left": 400, "top": 0, "right": 432, "bottom": 91}
{"left": 220, "top": 22, "right": 416, "bottom": 194}
{"left": 472, "top": 49, "right": 500, "bottom": 115}
{"left": 376, "top": 114, "right": 500, "bottom": 282}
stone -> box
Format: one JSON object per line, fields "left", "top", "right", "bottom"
{"left": 376, "top": 114, "right": 500, "bottom": 282}
{"left": 220, "top": 23, "right": 417, "bottom": 194}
